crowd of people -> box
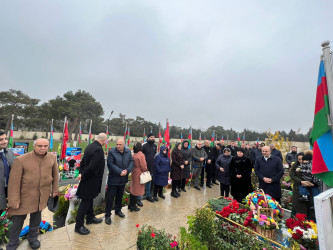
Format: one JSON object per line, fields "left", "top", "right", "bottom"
{"left": 0, "top": 130, "right": 321, "bottom": 249}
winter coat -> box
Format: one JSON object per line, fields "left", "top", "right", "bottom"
{"left": 181, "top": 140, "right": 191, "bottom": 179}
{"left": 8, "top": 151, "right": 59, "bottom": 216}
{"left": 170, "top": 144, "right": 184, "bottom": 181}
{"left": 271, "top": 148, "right": 283, "bottom": 161}
{"left": 230, "top": 156, "right": 253, "bottom": 202}
{"left": 213, "top": 146, "right": 223, "bottom": 161}
{"left": 107, "top": 147, "right": 134, "bottom": 186}
{"left": 286, "top": 152, "right": 298, "bottom": 167}
{"left": 290, "top": 162, "right": 315, "bottom": 219}
{"left": 254, "top": 155, "right": 284, "bottom": 200}
{"left": 130, "top": 151, "right": 147, "bottom": 196}
{"left": 191, "top": 146, "right": 207, "bottom": 168}
{"left": 0, "top": 149, "right": 14, "bottom": 210}
{"left": 253, "top": 149, "right": 263, "bottom": 163}
{"left": 143, "top": 141, "right": 157, "bottom": 173}
{"left": 203, "top": 145, "right": 214, "bottom": 169}
{"left": 154, "top": 146, "right": 170, "bottom": 186}
{"left": 215, "top": 154, "right": 233, "bottom": 185}
{"left": 77, "top": 141, "right": 106, "bottom": 200}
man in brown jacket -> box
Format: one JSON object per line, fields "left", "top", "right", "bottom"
{"left": 7, "top": 138, "right": 59, "bottom": 250}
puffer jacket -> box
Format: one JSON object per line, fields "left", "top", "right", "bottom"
{"left": 215, "top": 154, "right": 233, "bottom": 185}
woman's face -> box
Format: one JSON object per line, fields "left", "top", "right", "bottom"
{"left": 184, "top": 142, "right": 189, "bottom": 148}
{"left": 224, "top": 151, "right": 230, "bottom": 156}
{"left": 163, "top": 149, "right": 167, "bottom": 154}
{"left": 178, "top": 144, "right": 182, "bottom": 150}
{"left": 237, "top": 151, "right": 244, "bottom": 157}
{"left": 298, "top": 155, "right": 303, "bottom": 163}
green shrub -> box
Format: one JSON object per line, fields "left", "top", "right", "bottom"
{"left": 137, "top": 225, "right": 175, "bottom": 250}
{"left": 54, "top": 196, "right": 69, "bottom": 217}
{"left": 178, "top": 227, "right": 207, "bottom": 250}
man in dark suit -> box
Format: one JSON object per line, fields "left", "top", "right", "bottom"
{"left": 227, "top": 140, "right": 238, "bottom": 156}
{"left": 75, "top": 133, "right": 107, "bottom": 235}
{"left": 270, "top": 144, "right": 283, "bottom": 161}
{"left": 0, "top": 131, "right": 15, "bottom": 213}
{"left": 254, "top": 146, "right": 284, "bottom": 203}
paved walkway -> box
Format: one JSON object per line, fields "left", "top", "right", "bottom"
{"left": 13, "top": 185, "right": 220, "bottom": 250}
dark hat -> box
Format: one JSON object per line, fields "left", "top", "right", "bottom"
{"left": 47, "top": 196, "right": 59, "bottom": 212}
{"left": 237, "top": 148, "right": 245, "bottom": 153}
{"left": 147, "top": 132, "right": 155, "bottom": 138}
{"left": 223, "top": 148, "right": 231, "bottom": 153}
{"left": 302, "top": 154, "right": 312, "bottom": 161}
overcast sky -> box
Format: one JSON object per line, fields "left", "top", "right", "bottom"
{"left": 1, "top": 1, "right": 332, "bottom": 133}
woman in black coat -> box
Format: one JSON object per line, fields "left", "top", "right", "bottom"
{"left": 181, "top": 140, "right": 191, "bottom": 192}
{"left": 230, "top": 148, "right": 253, "bottom": 203}
{"left": 170, "top": 143, "right": 184, "bottom": 198}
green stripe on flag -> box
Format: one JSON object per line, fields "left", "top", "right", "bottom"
{"left": 315, "top": 172, "right": 333, "bottom": 187}
{"left": 309, "top": 107, "right": 330, "bottom": 146}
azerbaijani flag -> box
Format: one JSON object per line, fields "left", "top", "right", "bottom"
{"left": 61, "top": 121, "right": 69, "bottom": 160}
{"left": 180, "top": 131, "right": 183, "bottom": 142}
{"left": 210, "top": 131, "right": 215, "bottom": 147}
{"left": 188, "top": 128, "right": 192, "bottom": 148}
{"left": 162, "top": 120, "right": 170, "bottom": 148}
{"left": 50, "top": 121, "right": 54, "bottom": 149}
{"left": 124, "top": 126, "right": 128, "bottom": 141}
{"left": 310, "top": 60, "right": 333, "bottom": 187}
{"left": 158, "top": 127, "right": 162, "bottom": 152}
{"left": 221, "top": 135, "right": 224, "bottom": 143}
{"left": 199, "top": 132, "right": 202, "bottom": 141}
{"left": 256, "top": 138, "right": 259, "bottom": 146}
{"left": 125, "top": 127, "right": 131, "bottom": 147}
{"left": 105, "top": 127, "right": 109, "bottom": 150}
{"left": 78, "top": 123, "right": 82, "bottom": 147}
{"left": 143, "top": 128, "right": 146, "bottom": 143}
{"left": 237, "top": 133, "right": 241, "bottom": 146}
{"left": 242, "top": 134, "right": 245, "bottom": 143}
{"left": 8, "top": 120, "right": 14, "bottom": 148}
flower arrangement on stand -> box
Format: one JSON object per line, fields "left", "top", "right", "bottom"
{"left": 64, "top": 185, "right": 79, "bottom": 225}
{"left": 285, "top": 214, "right": 318, "bottom": 250}
{"left": 136, "top": 224, "right": 177, "bottom": 250}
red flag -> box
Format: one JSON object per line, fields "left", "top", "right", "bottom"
{"left": 61, "top": 122, "right": 69, "bottom": 160}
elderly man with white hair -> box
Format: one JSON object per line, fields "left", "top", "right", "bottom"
{"left": 254, "top": 146, "right": 284, "bottom": 203}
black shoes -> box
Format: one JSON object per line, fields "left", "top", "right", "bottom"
{"left": 75, "top": 226, "right": 90, "bottom": 235}
{"left": 181, "top": 188, "right": 186, "bottom": 192}
{"left": 170, "top": 191, "right": 179, "bottom": 198}
{"left": 115, "top": 211, "right": 125, "bottom": 218}
{"left": 212, "top": 181, "right": 218, "bottom": 185}
{"left": 129, "top": 206, "right": 140, "bottom": 212}
{"left": 206, "top": 184, "right": 212, "bottom": 188}
{"left": 175, "top": 191, "right": 180, "bottom": 197}
{"left": 137, "top": 200, "right": 143, "bottom": 207}
{"left": 86, "top": 217, "right": 103, "bottom": 224}
{"left": 177, "top": 188, "right": 181, "bottom": 193}
{"left": 200, "top": 183, "right": 204, "bottom": 188}
{"left": 29, "top": 239, "right": 40, "bottom": 249}
{"left": 153, "top": 196, "right": 159, "bottom": 201}
{"left": 194, "top": 186, "right": 201, "bottom": 191}
{"left": 159, "top": 193, "right": 166, "bottom": 199}
{"left": 146, "top": 196, "right": 154, "bottom": 202}
{"left": 105, "top": 217, "right": 112, "bottom": 225}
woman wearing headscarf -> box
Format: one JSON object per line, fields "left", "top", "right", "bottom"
{"left": 180, "top": 140, "right": 191, "bottom": 192}
{"left": 230, "top": 148, "right": 253, "bottom": 203}
{"left": 170, "top": 143, "right": 184, "bottom": 198}
{"left": 129, "top": 142, "right": 147, "bottom": 212}
{"left": 215, "top": 148, "right": 233, "bottom": 197}
{"left": 153, "top": 146, "right": 170, "bottom": 201}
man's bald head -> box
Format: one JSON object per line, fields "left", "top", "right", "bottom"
{"left": 34, "top": 138, "right": 49, "bottom": 155}
{"left": 116, "top": 139, "right": 125, "bottom": 152}
{"left": 262, "top": 146, "right": 271, "bottom": 157}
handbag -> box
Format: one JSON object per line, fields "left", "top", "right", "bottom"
{"left": 47, "top": 196, "right": 59, "bottom": 212}
{"left": 140, "top": 171, "right": 152, "bottom": 184}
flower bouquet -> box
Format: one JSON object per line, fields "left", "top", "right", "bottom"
{"left": 285, "top": 214, "right": 318, "bottom": 250}
{"left": 64, "top": 185, "right": 79, "bottom": 201}
{"left": 0, "top": 210, "right": 12, "bottom": 245}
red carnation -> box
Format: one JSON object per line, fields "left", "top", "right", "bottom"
{"left": 295, "top": 213, "right": 307, "bottom": 222}
{"left": 136, "top": 224, "right": 139, "bottom": 228}
{"left": 296, "top": 229, "right": 303, "bottom": 237}
{"left": 292, "top": 233, "right": 300, "bottom": 240}
{"left": 151, "top": 232, "right": 156, "bottom": 237}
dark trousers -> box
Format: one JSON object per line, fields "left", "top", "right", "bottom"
{"left": 172, "top": 180, "right": 180, "bottom": 192}
{"left": 206, "top": 164, "right": 212, "bottom": 185}
{"left": 200, "top": 167, "right": 205, "bottom": 185}
{"left": 220, "top": 183, "right": 230, "bottom": 197}
{"left": 75, "top": 199, "right": 94, "bottom": 228}
{"left": 105, "top": 184, "right": 125, "bottom": 217}
{"left": 181, "top": 178, "right": 186, "bottom": 189}
{"left": 153, "top": 185, "right": 163, "bottom": 197}
{"left": 7, "top": 211, "right": 41, "bottom": 250}
{"left": 211, "top": 166, "right": 217, "bottom": 183}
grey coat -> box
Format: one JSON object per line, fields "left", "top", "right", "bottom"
{"left": 191, "top": 146, "right": 207, "bottom": 168}
{"left": 0, "top": 149, "right": 14, "bottom": 210}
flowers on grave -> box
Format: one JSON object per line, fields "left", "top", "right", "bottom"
{"left": 245, "top": 191, "right": 283, "bottom": 219}
{"left": 285, "top": 214, "right": 318, "bottom": 250}
{"left": 0, "top": 210, "right": 13, "bottom": 245}
{"left": 252, "top": 213, "right": 279, "bottom": 230}
{"left": 64, "top": 185, "right": 78, "bottom": 201}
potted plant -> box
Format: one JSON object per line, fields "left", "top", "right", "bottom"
{"left": 53, "top": 192, "right": 69, "bottom": 229}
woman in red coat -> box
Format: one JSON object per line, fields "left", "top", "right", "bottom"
{"left": 129, "top": 143, "right": 147, "bottom": 212}
{"left": 170, "top": 143, "right": 184, "bottom": 198}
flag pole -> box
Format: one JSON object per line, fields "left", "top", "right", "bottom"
{"left": 322, "top": 41, "right": 333, "bottom": 132}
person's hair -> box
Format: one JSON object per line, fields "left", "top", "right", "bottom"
{"left": 291, "top": 146, "right": 297, "bottom": 149}
{"left": 133, "top": 142, "right": 143, "bottom": 153}
{"left": 294, "top": 152, "right": 304, "bottom": 167}
{"left": 0, "top": 131, "right": 5, "bottom": 136}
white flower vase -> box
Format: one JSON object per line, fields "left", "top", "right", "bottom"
{"left": 65, "top": 199, "right": 75, "bottom": 225}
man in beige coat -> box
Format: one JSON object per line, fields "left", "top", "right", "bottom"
{"left": 7, "top": 138, "right": 59, "bottom": 250}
